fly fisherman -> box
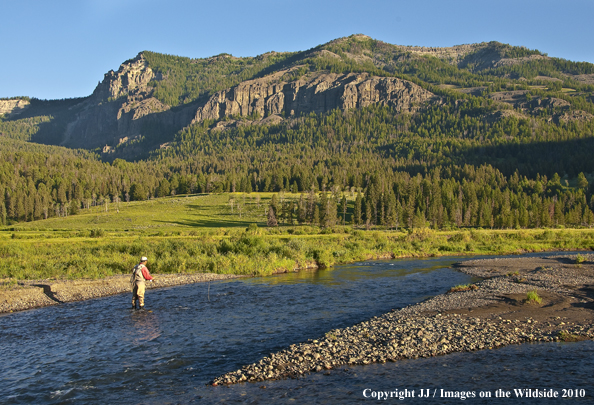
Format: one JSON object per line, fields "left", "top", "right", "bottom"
{"left": 131, "top": 256, "right": 154, "bottom": 310}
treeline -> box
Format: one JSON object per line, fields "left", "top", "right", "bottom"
{"left": 3, "top": 145, "right": 593, "bottom": 230}
{"left": 2, "top": 127, "right": 594, "bottom": 230}
{"left": 266, "top": 167, "right": 594, "bottom": 230}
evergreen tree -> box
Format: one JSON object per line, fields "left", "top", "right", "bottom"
{"left": 297, "top": 193, "right": 307, "bottom": 224}
{"left": 340, "top": 195, "right": 348, "bottom": 225}
{"left": 270, "top": 194, "right": 279, "bottom": 218}
{"left": 156, "top": 179, "right": 171, "bottom": 197}
{"left": 313, "top": 205, "right": 320, "bottom": 226}
{"left": 353, "top": 192, "right": 363, "bottom": 226}
{"left": 267, "top": 205, "right": 278, "bottom": 227}
{"left": 130, "top": 183, "right": 148, "bottom": 201}
{"left": 578, "top": 172, "right": 589, "bottom": 189}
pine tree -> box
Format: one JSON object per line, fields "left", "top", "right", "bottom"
{"left": 156, "top": 179, "right": 171, "bottom": 197}
{"left": 307, "top": 190, "right": 317, "bottom": 224}
{"left": 319, "top": 192, "right": 329, "bottom": 227}
{"left": 270, "top": 194, "right": 279, "bottom": 218}
{"left": 353, "top": 192, "right": 362, "bottom": 225}
{"left": 340, "top": 195, "right": 347, "bottom": 225}
{"left": 267, "top": 205, "right": 278, "bottom": 227}
{"left": 297, "top": 193, "right": 306, "bottom": 224}
{"left": 385, "top": 191, "right": 398, "bottom": 230}
{"left": 288, "top": 201, "right": 295, "bottom": 225}
{"left": 313, "top": 205, "right": 320, "bottom": 226}
{"left": 0, "top": 200, "right": 5, "bottom": 225}
{"left": 577, "top": 172, "right": 589, "bottom": 189}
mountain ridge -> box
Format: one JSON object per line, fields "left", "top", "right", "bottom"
{"left": 1, "top": 34, "right": 593, "bottom": 160}
{"left": 1, "top": 35, "right": 594, "bottom": 229}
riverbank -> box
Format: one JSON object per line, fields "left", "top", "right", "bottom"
{"left": 0, "top": 272, "right": 247, "bottom": 314}
{"left": 0, "top": 260, "right": 324, "bottom": 314}
{"left": 211, "top": 253, "right": 594, "bottom": 385}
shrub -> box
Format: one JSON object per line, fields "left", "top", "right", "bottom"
{"left": 447, "top": 284, "right": 478, "bottom": 293}
{"left": 309, "top": 248, "right": 334, "bottom": 268}
{"left": 246, "top": 223, "right": 260, "bottom": 234}
{"left": 89, "top": 229, "right": 105, "bottom": 238}
{"left": 557, "top": 331, "right": 581, "bottom": 342}
{"left": 525, "top": 290, "right": 542, "bottom": 304}
{"left": 449, "top": 232, "right": 471, "bottom": 243}
{"left": 286, "top": 239, "right": 305, "bottom": 252}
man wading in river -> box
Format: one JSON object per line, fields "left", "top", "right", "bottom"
{"left": 131, "top": 256, "right": 154, "bottom": 310}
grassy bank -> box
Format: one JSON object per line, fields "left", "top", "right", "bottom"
{"left": 1, "top": 194, "right": 593, "bottom": 282}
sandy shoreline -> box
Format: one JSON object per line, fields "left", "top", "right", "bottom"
{"left": 211, "top": 254, "right": 594, "bottom": 385}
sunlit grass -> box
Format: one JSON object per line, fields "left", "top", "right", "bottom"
{"left": 1, "top": 194, "right": 594, "bottom": 282}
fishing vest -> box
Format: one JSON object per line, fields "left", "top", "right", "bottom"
{"left": 132, "top": 264, "right": 147, "bottom": 284}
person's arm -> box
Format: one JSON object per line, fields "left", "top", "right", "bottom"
{"left": 141, "top": 266, "right": 154, "bottom": 281}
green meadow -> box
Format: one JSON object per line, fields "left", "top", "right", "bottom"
{"left": 1, "top": 193, "right": 594, "bottom": 283}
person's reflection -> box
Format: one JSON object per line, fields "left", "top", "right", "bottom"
{"left": 129, "top": 311, "right": 162, "bottom": 344}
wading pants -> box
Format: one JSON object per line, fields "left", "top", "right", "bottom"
{"left": 132, "top": 282, "right": 146, "bottom": 307}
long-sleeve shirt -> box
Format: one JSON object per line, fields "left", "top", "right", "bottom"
{"left": 141, "top": 266, "right": 153, "bottom": 281}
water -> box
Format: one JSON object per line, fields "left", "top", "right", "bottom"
{"left": 0, "top": 254, "right": 592, "bottom": 404}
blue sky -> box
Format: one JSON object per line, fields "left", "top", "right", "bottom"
{"left": 2, "top": 0, "right": 593, "bottom": 100}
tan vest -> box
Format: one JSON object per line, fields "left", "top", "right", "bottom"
{"left": 132, "top": 264, "right": 147, "bottom": 284}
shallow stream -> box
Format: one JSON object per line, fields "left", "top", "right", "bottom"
{"left": 1, "top": 253, "right": 592, "bottom": 404}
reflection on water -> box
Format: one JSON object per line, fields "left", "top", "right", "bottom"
{"left": 128, "top": 311, "right": 162, "bottom": 344}
{"left": 0, "top": 253, "right": 591, "bottom": 404}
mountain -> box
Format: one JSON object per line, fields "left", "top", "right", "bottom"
{"left": 2, "top": 34, "right": 593, "bottom": 160}
{"left": 2, "top": 35, "right": 594, "bottom": 228}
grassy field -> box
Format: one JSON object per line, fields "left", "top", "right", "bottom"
{"left": 1, "top": 193, "right": 594, "bottom": 283}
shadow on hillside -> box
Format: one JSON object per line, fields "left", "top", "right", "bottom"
{"left": 18, "top": 96, "right": 209, "bottom": 160}
{"left": 466, "top": 137, "right": 594, "bottom": 178}
{"left": 384, "top": 136, "right": 594, "bottom": 180}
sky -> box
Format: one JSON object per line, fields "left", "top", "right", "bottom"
{"left": 1, "top": 0, "right": 593, "bottom": 100}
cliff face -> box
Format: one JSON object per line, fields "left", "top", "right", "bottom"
{"left": 193, "top": 70, "right": 435, "bottom": 124}
{"left": 63, "top": 61, "right": 436, "bottom": 151}
{"left": 62, "top": 54, "right": 195, "bottom": 151}
{"left": 92, "top": 54, "right": 157, "bottom": 101}
{"left": 23, "top": 54, "right": 436, "bottom": 154}
{"left": 0, "top": 99, "right": 30, "bottom": 117}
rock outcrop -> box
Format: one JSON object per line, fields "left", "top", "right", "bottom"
{"left": 193, "top": 70, "right": 435, "bottom": 124}
{"left": 0, "top": 99, "right": 30, "bottom": 117}
{"left": 61, "top": 54, "right": 196, "bottom": 151}
{"left": 92, "top": 54, "right": 157, "bottom": 101}
{"left": 27, "top": 53, "right": 436, "bottom": 153}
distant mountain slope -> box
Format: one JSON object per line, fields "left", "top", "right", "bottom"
{"left": 1, "top": 34, "right": 593, "bottom": 161}
{"left": 2, "top": 35, "right": 594, "bottom": 228}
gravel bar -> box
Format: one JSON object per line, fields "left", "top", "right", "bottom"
{"left": 211, "top": 254, "right": 594, "bottom": 385}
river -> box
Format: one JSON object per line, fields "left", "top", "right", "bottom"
{"left": 1, "top": 254, "right": 592, "bottom": 404}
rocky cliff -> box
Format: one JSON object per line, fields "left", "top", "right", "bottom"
{"left": 60, "top": 54, "right": 195, "bottom": 151}
{"left": 92, "top": 54, "right": 157, "bottom": 101}
{"left": 58, "top": 59, "right": 436, "bottom": 151}
{"left": 0, "top": 99, "right": 30, "bottom": 117}
{"left": 193, "top": 69, "right": 436, "bottom": 124}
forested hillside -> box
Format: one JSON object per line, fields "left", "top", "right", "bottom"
{"left": 1, "top": 35, "right": 594, "bottom": 229}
